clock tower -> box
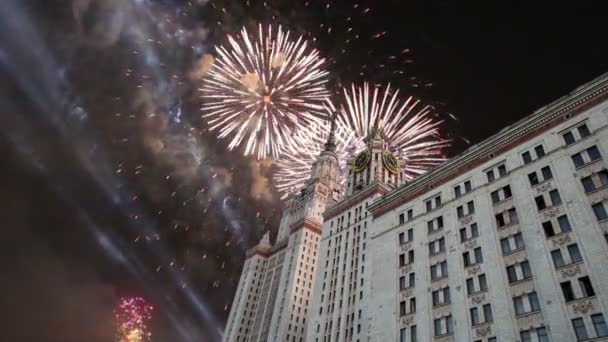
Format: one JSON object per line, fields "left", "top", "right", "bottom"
{"left": 346, "top": 127, "right": 406, "bottom": 196}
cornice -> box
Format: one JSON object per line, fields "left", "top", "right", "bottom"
{"left": 369, "top": 73, "right": 608, "bottom": 218}
{"left": 324, "top": 181, "right": 392, "bottom": 220}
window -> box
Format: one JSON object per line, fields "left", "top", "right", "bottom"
{"left": 593, "top": 202, "right": 608, "bottom": 221}
{"left": 572, "top": 145, "right": 603, "bottom": 168}
{"left": 463, "top": 247, "right": 483, "bottom": 267}
{"left": 399, "top": 213, "right": 405, "bottom": 225}
{"left": 460, "top": 223, "right": 479, "bottom": 242}
{"left": 429, "top": 238, "right": 445, "bottom": 256}
{"left": 431, "top": 261, "right": 448, "bottom": 280}
{"left": 487, "top": 164, "right": 507, "bottom": 183}
{"left": 561, "top": 281, "right": 575, "bottom": 301}
{"left": 457, "top": 201, "right": 475, "bottom": 218}
{"left": 549, "top": 189, "right": 562, "bottom": 205}
{"left": 471, "top": 304, "right": 493, "bottom": 326}
{"left": 558, "top": 215, "right": 572, "bottom": 233}
{"left": 521, "top": 327, "right": 549, "bottom": 342}
{"left": 528, "top": 172, "right": 539, "bottom": 186}
{"left": 434, "top": 315, "right": 453, "bottom": 336}
{"left": 399, "top": 276, "right": 406, "bottom": 290}
{"left": 407, "top": 209, "right": 413, "bottom": 221}
{"left": 551, "top": 249, "right": 565, "bottom": 268}
{"left": 464, "top": 180, "right": 472, "bottom": 192}
{"left": 501, "top": 232, "right": 525, "bottom": 254}
{"left": 427, "top": 216, "right": 444, "bottom": 234}
{"left": 568, "top": 244, "right": 583, "bottom": 263}
{"left": 411, "top": 325, "right": 417, "bottom": 342}
{"left": 535, "top": 145, "right": 546, "bottom": 158}
{"left": 579, "top": 276, "right": 595, "bottom": 298}
{"left": 409, "top": 272, "right": 416, "bottom": 288}
{"left": 582, "top": 176, "right": 596, "bottom": 193}
{"left": 542, "top": 166, "right": 553, "bottom": 180}
{"left": 592, "top": 314, "right": 608, "bottom": 338}
{"left": 399, "top": 232, "right": 405, "bottom": 245}
{"left": 487, "top": 170, "right": 495, "bottom": 183}
{"left": 513, "top": 292, "right": 540, "bottom": 315}
{"left": 432, "top": 287, "right": 450, "bottom": 307}
{"left": 572, "top": 318, "right": 589, "bottom": 340}
{"left": 466, "top": 274, "right": 487, "bottom": 295}
{"left": 400, "top": 328, "right": 407, "bottom": 342}
{"left": 563, "top": 123, "right": 591, "bottom": 146}
{"left": 426, "top": 195, "right": 442, "bottom": 212}
{"left": 535, "top": 195, "right": 547, "bottom": 210}
{"left": 522, "top": 151, "right": 532, "bottom": 164}
{"left": 454, "top": 185, "right": 462, "bottom": 198}
{"left": 507, "top": 261, "right": 532, "bottom": 283}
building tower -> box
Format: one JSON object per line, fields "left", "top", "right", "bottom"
{"left": 223, "top": 115, "right": 343, "bottom": 342}
{"left": 306, "top": 128, "right": 406, "bottom": 342}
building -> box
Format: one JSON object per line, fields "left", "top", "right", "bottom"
{"left": 222, "top": 126, "right": 343, "bottom": 342}
{"left": 306, "top": 72, "right": 608, "bottom": 342}
{"left": 225, "top": 73, "right": 608, "bottom": 342}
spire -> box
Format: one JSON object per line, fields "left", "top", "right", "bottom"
{"left": 323, "top": 111, "right": 338, "bottom": 152}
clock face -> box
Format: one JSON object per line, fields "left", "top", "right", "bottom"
{"left": 352, "top": 149, "right": 371, "bottom": 172}
{"left": 382, "top": 151, "right": 400, "bottom": 174}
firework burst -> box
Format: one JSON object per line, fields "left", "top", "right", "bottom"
{"left": 274, "top": 84, "right": 450, "bottom": 197}
{"left": 114, "top": 296, "right": 154, "bottom": 342}
{"left": 200, "top": 24, "right": 331, "bottom": 159}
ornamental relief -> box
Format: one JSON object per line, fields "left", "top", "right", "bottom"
{"left": 400, "top": 242, "right": 412, "bottom": 252}
{"left": 399, "top": 264, "right": 413, "bottom": 275}
{"left": 400, "top": 315, "right": 414, "bottom": 327}
{"left": 561, "top": 264, "right": 582, "bottom": 278}
{"left": 542, "top": 206, "right": 561, "bottom": 219}
{"left": 471, "top": 294, "right": 486, "bottom": 305}
{"left": 572, "top": 300, "right": 594, "bottom": 314}
{"left": 459, "top": 215, "right": 474, "bottom": 225}
{"left": 551, "top": 234, "right": 572, "bottom": 247}
{"left": 399, "top": 289, "right": 414, "bottom": 300}
{"left": 475, "top": 325, "right": 492, "bottom": 338}
{"left": 467, "top": 264, "right": 482, "bottom": 275}
{"left": 535, "top": 182, "right": 553, "bottom": 194}
{"left": 464, "top": 239, "right": 478, "bottom": 249}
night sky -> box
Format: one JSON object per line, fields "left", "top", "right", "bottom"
{"left": 1, "top": 1, "right": 607, "bottom": 341}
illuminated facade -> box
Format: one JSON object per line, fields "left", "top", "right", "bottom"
{"left": 307, "top": 73, "right": 608, "bottom": 342}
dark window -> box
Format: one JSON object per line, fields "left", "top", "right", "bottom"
{"left": 558, "top": 215, "right": 572, "bottom": 232}
{"left": 435, "top": 196, "right": 442, "bottom": 207}
{"left": 399, "top": 276, "right": 406, "bottom": 290}
{"left": 579, "top": 276, "right": 595, "bottom": 297}
{"left": 572, "top": 153, "right": 585, "bottom": 168}
{"left": 426, "top": 200, "right": 432, "bottom": 212}
{"left": 487, "top": 170, "right": 495, "bottom": 183}
{"left": 508, "top": 208, "right": 518, "bottom": 223}
{"left": 399, "top": 232, "right": 405, "bottom": 245}
{"left": 568, "top": 244, "right": 583, "bottom": 263}
{"left": 522, "top": 151, "right": 532, "bottom": 164}
{"left": 543, "top": 221, "right": 555, "bottom": 237}
{"left": 535, "top": 195, "right": 547, "bottom": 211}
{"left": 464, "top": 180, "right": 472, "bottom": 192}
{"left": 457, "top": 206, "right": 464, "bottom": 218}
{"left": 471, "top": 223, "right": 479, "bottom": 238}
{"left": 521, "top": 261, "right": 532, "bottom": 278}
{"left": 572, "top": 317, "right": 589, "bottom": 341}
{"left": 529, "top": 292, "right": 540, "bottom": 312}
{"left": 588, "top": 146, "right": 601, "bottom": 161}
{"left": 582, "top": 176, "right": 596, "bottom": 193}
{"left": 409, "top": 272, "right": 415, "bottom": 287}
{"left": 400, "top": 301, "right": 406, "bottom": 316}
{"left": 504, "top": 185, "right": 512, "bottom": 198}
{"left": 593, "top": 203, "right": 608, "bottom": 221}
{"left": 466, "top": 278, "right": 474, "bottom": 294}
{"left": 498, "top": 165, "right": 507, "bottom": 177}
{"left": 561, "top": 281, "right": 575, "bottom": 301}
{"left": 549, "top": 189, "right": 562, "bottom": 205}
{"left": 507, "top": 265, "right": 517, "bottom": 283}
{"left": 491, "top": 191, "right": 500, "bottom": 204}
{"left": 500, "top": 237, "right": 511, "bottom": 254}
{"left": 399, "top": 254, "right": 406, "bottom": 267}
{"left": 454, "top": 185, "right": 461, "bottom": 198}
{"left": 460, "top": 228, "right": 467, "bottom": 242}
{"left": 479, "top": 274, "right": 487, "bottom": 291}
{"left": 407, "top": 209, "right": 413, "bottom": 221}
{"left": 578, "top": 124, "right": 591, "bottom": 138}
{"left": 399, "top": 213, "right": 405, "bottom": 225}
{"left": 407, "top": 228, "right": 414, "bottom": 241}
{"left": 563, "top": 131, "right": 575, "bottom": 145}
{"left": 483, "top": 304, "right": 493, "bottom": 322}
{"left": 535, "top": 145, "right": 546, "bottom": 158}
{"left": 470, "top": 307, "right": 479, "bottom": 326}
{"left": 592, "top": 314, "right": 608, "bottom": 338}
{"left": 599, "top": 170, "right": 608, "bottom": 187}
{"left": 551, "top": 249, "right": 565, "bottom": 268}
{"left": 496, "top": 213, "right": 506, "bottom": 227}
{"left": 528, "top": 172, "right": 539, "bottom": 186}
{"left": 541, "top": 166, "right": 553, "bottom": 180}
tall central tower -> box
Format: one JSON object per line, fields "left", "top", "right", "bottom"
{"left": 223, "top": 117, "right": 343, "bottom": 342}
{"left": 306, "top": 128, "right": 405, "bottom": 342}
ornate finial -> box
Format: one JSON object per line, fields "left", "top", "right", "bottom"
{"left": 324, "top": 111, "right": 338, "bottom": 152}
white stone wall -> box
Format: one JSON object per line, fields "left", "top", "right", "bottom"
{"left": 366, "top": 92, "right": 608, "bottom": 341}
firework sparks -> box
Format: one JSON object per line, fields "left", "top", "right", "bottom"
{"left": 274, "top": 84, "right": 450, "bottom": 197}
{"left": 200, "top": 24, "right": 331, "bottom": 159}
{"left": 114, "top": 296, "right": 154, "bottom": 342}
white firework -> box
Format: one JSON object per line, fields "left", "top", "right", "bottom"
{"left": 274, "top": 84, "right": 450, "bottom": 197}
{"left": 200, "top": 24, "right": 331, "bottom": 159}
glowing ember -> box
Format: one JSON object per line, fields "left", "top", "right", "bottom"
{"left": 114, "top": 296, "right": 153, "bottom": 342}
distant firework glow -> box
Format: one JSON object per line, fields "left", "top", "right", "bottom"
{"left": 114, "top": 297, "right": 154, "bottom": 342}
{"left": 200, "top": 24, "right": 331, "bottom": 159}
{"left": 274, "top": 84, "right": 450, "bottom": 197}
